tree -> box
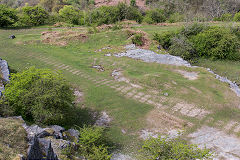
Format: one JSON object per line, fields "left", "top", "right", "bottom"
{"left": 20, "top": 5, "right": 49, "bottom": 26}
{"left": 0, "top": 4, "right": 17, "bottom": 27}
{"left": 59, "top": 5, "right": 81, "bottom": 24}
{"left": 130, "top": 0, "right": 136, "bottom": 7}
{"left": 4, "top": 67, "right": 74, "bottom": 125}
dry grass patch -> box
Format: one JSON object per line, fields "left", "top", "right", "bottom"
{"left": 41, "top": 31, "right": 88, "bottom": 46}
{"left": 145, "top": 109, "right": 192, "bottom": 134}
{"left": 0, "top": 117, "right": 28, "bottom": 160}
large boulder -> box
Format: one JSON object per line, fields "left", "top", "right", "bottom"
{"left": 50, "top": 125, "right": 65, "bottom": 139}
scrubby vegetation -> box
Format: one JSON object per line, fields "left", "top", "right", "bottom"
{"left": 2, "top": 0, "right": 240, "bottom": 28}
{"left": 3, "top": 67, "right": 74, "bottom": 125}
{"left": 154, "top": 23, "right": 240, "bottom": 61}
{"left": 140, "top": 136, "right": 212, "bottom": 160}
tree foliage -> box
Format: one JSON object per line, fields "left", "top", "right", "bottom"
{"left": 0, "top": 4, "right": 17, "bottom": 27}
{"left": 4, "top": 67, "right": 74, "bottom": 125}
{"left": 59, "top": 5, "right": 82, "bottom": 24}
{"left": 19, "top": 5, "right": 48, "bottom": 26}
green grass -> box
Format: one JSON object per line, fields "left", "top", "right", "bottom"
{"left": 1, "top": 23, "right": 240, "bottom": 156}
{"left": 195, "top": 58, "right": 240, "bottom": 84}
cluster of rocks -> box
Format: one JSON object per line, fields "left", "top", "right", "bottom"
{"left": 115, "top": 47, "right": 191, "bottom": 67}
{"left": 0, "top": 58, "right": 10, "bottom": 96}
{"left": 92, "top": 65, "right": 105, "bottom": 72}
{"left": 17, "top": 117, "right": 80, "bottom": 160}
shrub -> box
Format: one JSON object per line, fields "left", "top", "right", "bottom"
{"left": 144, "top": 9, "right": 166, "bottom": 24}
{"left": 169, "top": 35, "right": 197, "bottom": 61}
{"left": 126, "top": 6, "right": 143, "bottom": 23}
{"left": 153, "top": 31, "right": 177, "bottom": 49}
{"left": 132, "top": 33, "right": 144, "bottom": 46}
{"left": 181, "top": 23, "right": 209, "bottom": 38}
{"left": 168, "top": 12, "right": 184, "bottom": 23}
{"left": 143, "top": 15, "right": 154, "bottom": 24}
{"left": 234, "top": 12, "right": 240, "bottom": 21}
{"left": 0, "top": 4, "right": 17, "bottom": 27}
{"left": 19, "top": 6, "right": 49, "bottom": 26}
{"left": 140, "top": 136, "right": 212, "bottom": 160}
{"left": 191, "top": 27, "right": 240, "bottom": 60}
{"left": 4, "top": 67, "right": 74, "bottom": 125}
{"left": 220, "top": 13, "right": 233, "bottom": 21}
{"left": 59, "top": 5, "right": 82, "bottom": 25}
{"left": 77, "top": 126, "right": 112, "bottom": 160}
{"left": 130, "top": 0, "right": 136, "bottom": 7}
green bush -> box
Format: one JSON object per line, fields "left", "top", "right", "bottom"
{"left": 59, "top": 5, "right": 82, "bottom": 25}
{"left": 169, "top": 35, "right": 197, "bottom": 61}
{"left": 0, "top": 4, "right": 17, "bottom": 27}
{"left": 181, "top": 23, "right": 209, "bottom": 38}
{"left": 132, "top": 33, "right": 144, "bottom": 46}
{"left": 140, "top": 136, "right": 212, "bottom": 160}
{"left": 220, "top": 13, "right": 233, "bottom": 21}
{"left": 144, "top": 9, "right": 166, "bottom": 24}
{"left": 234, "top": 12, "right": 240, "bottom": 21}
{"left": 153, "top": 31, "right": 177, "bottom": 49}
{"left": 4, "top": 67, "right": 74, "bottom": 125}
{"left": 77, "top": 126, "right": 112, "bottom": 160}
{"left": 191, "top": 27, "right": 240, "bottom": 60}
{"left": 143, "top": 15, "right": 154, "bottom": 24}
{"left": 168, "top": 12, "right": 184, "bottom": 23}
{"left": 19, "top": 6, "right": 49, "bottom": 26}
{"left": 126, "top": 6, "right": 143, "bottom": 23}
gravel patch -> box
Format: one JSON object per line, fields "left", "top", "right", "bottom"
{"left": 177, "top": 70, "right": 198, "bottom": 80}
{"left": 189, "top": 126, "right": 240, "bottom": 160}
{"left": 111, "top": 153, "right": 136, "bottom": 160}
{"left": 115, "top": 49, "right": 191, "bottom": 67}
{"left": 95, "top": 111, "right": 111, "bottom": 127}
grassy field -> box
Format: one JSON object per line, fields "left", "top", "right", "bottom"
{"left": 1, "top": 23, "right": 240, "bottom": 157}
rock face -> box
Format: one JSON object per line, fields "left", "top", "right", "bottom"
{"left": 27, "top": 136, "right": 43, "bottom": 160}
{"left": 115, "top": 48, "right": 191, "bottom": 67}
{"left": 0, "top": 58, "right": 10, "bottom": 96}
{"left": 22, "top": 122, "right": 80, "bottom": 159}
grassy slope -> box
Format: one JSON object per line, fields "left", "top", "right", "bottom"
{"left": 0, "top": 118, "right": 28, "bottom": 160}
{"left": 0, "top": 24, "right": 240, "bottom": 156}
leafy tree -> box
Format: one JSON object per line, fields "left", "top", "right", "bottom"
{"left": 130, "top": 0, "right": 136, "bottom": 7}
{"left": 0, "top": 4, "right": 17, "bottom": 27}
{"left": 4, "top": 67, "right": 74, "bottom": 125}
{"left": 59, "top": 5, "right": 82, "bottom": 24}
{"left": 140, "top": 136, "right": 212, "bottom": 160}
{"left": 20, "top": 5, "right": 49, "bottom": 26}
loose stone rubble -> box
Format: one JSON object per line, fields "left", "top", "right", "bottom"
{"left": 189, "top": 126, "right": 240, "bottom": 160}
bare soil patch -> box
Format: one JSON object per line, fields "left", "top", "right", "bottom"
{"left": 125, "top": 29, "right": 151, "bottom": 49}
{"left": 145, "top": 109, "right": 192, "bottom": 134}
{"left": 41, "top": 31, "right": 88, "bottom": 46}
{"left": 176, "top": 70, "right": 199, "bottom": 80}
